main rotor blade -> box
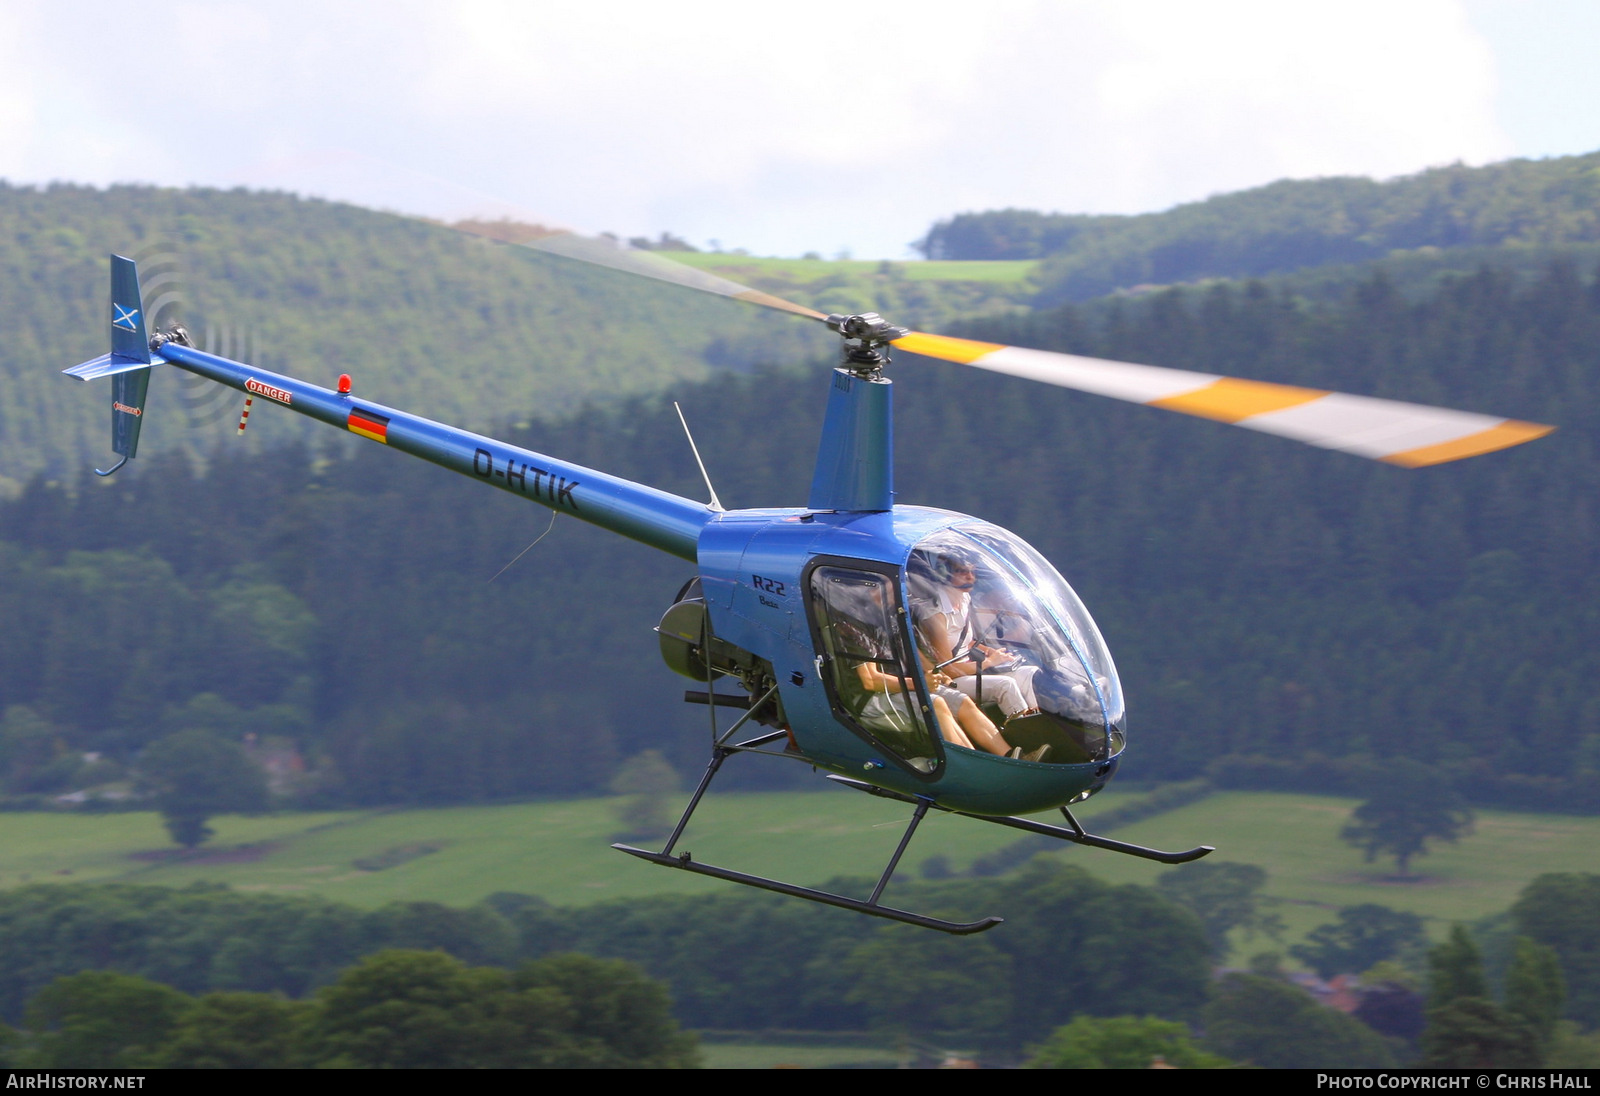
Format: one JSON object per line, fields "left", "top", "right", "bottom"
{"left": 447, "top": 220, "right": 1552, "bottom": 466}
{"left": 892, "top": 332, "right": 1554, "bottom": 467}
{"left": 452, "top": 224, "right": 828, "bottom": 323}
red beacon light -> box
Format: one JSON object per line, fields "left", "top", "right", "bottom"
{"left": 337, "top": 374, "right": 352, "bottom": 395}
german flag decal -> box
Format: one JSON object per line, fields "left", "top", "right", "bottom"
{"left": 348, "top": 407, "right": 390, "bottom": 444}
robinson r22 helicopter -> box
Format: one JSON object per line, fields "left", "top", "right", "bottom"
{"left": 64, "top": 235, "right": 1553, "bottom": 934}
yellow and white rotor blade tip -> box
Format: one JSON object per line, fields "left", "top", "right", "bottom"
{"left": 891, "top": 332, "right": 1554, "bottom": 467}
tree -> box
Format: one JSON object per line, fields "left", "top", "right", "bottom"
{"left": 1512, "top": 873, "right": 1600, "bottom": 1027}
{"left": 304, "top": 950, "right": 517, "bottom": 1068}
{"left": 1428, "top": 925, "right": 1488, "bottom": 1007}
{"left": 1339, "top": 760, "right": 1473, "bottom": 875}
{"left": 1291, "top": 904, "right": 1429, "bottom": 978}
{"left": 1202, "top": 972, "right": 1397, "bottom": 1068}
{"left": 1503, "top": 936, "right": 1564, "bottom": 1055}
{"left": 138, "top": 728, "right": 268, "bottom": 848}
{"left": 1154, "top": 860, "right": 1282, "bottom": 956}
{"left": 1027, "top": 1015, "right": 1231, "bottom": 1069}
{"left": 0, "top": 706, "right": 74, "bottom": 794}
{"left": 364, "top": 901, "right": 518, "bottom": 968}
{"left": 1548, "top": 1023, "right": 1600, "bottom": 1068}
{"left": 157, "top": 992, "right": 309, "bottom": 1069}
{"left": 302, "top": 949, "right": 698, "bottom": 1069}
{"left": 1422, "top": 998, "right": 1540, "bottom": 1068}
{"left": 23, "top": 971, "right": 192, "bottom": 1068}
{"left": 994, "top": 862, "right": 1214, "bottom": 1037}
{"left": 841, "top": 927, "right": 1013, "bottom": 1039}
{"left": 512, "top": 953, "right": 700, "bottom": 1069}
{"left": 608, "top": 750, "right": 680, "bottom": 839}
{"left": 1421, "top": 925, "right": 1541, "bottom": 1068}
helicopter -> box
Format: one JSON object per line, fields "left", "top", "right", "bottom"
{"left": 63, "top": 237, "right": 1553, "bottom": 934}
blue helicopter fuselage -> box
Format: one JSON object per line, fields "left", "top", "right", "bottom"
{"left": 698, "top": 504, "right": 1119, "bottom": 814}
{"left": 137, "top": 341, "right": 1120, "bottom": 816}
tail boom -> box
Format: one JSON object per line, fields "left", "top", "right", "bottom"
{"left": 152, "top": 342, "right": 711, "bottom": 561}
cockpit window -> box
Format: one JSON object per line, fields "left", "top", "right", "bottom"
{"left": 906, "top": 523, "right": 1125, "bottom": 764}
{"left": 807, "top": 564, "right": 941, "bottom": 774}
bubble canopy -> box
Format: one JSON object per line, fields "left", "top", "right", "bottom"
{"left": 906, "top": 522, "right": 1125, "bottom": 763}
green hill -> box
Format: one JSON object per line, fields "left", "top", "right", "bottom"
{"left": 664, "top": 251, "right": 1038, "bottom": 326}
{"left": 0, "top": 183, "right": 834, "bottom": 493}
{"left": 917, "top": 152, "right": 1600, "bottom": 303}
{"left": 0, "top": 186, "right": 1049, "bottom": 492}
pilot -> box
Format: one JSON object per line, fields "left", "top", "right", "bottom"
{"left": 911, "top": 547, "right": 1044, "bottom": 727}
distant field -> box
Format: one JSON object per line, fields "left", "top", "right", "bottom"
{"left": 662, "top": 252, "right": 1039, "bottom": 284}
{"left": 2, "top": 788, "right": 1594, "bottom": 964}
{"left": 0, "top": 783, "right": 1145, "bottom": 909}
{"left": 1035, "top": 791, "right": 1600, "bottom": 955}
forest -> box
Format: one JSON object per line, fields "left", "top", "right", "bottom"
{"left": 916, "top": 151, "right": 1600, "bottom": 303}
{"left": 0, "top": 867, "right": 1593, "bottom": 1067}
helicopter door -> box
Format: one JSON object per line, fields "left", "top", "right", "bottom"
{"left": 806, "top": 563, "right": 942, "bottom": 776}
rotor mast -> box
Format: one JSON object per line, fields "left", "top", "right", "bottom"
{"left": 808, "top": 312, "right": 909, "bottom": 513}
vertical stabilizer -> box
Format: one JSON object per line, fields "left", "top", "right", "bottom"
{"left": 109, "top": 255, "right": 152, "bottom": 365}
{"left": 97, "top": 256, "right": 154, "bottom": 474}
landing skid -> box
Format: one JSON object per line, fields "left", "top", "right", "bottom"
{"left": 612, "top": 843, "right": 1002, "bottom": 935}
{"left": 825, "top": 775, "right": 1215, "bottom": 865}
{"left": 611, "top": 726, "right": 1004, "bottom": 935}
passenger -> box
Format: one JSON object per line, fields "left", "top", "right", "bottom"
{"left": 923, "top": 657, "right": 1049, "bottom": 762}
{"left": 850, "top": 652, "right": 975, "bottom": 751}
{"left": 834, "top": 574, "right": 1048, "bottom": 764}
{"left": 912, "top": 548, "right": 1045, "bottom": 726}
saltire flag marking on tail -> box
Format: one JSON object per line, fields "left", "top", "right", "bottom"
{"left": 348, "top": 407, "right": 390, "bottom": 443}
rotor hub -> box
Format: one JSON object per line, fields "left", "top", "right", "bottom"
{"left": 148, "top": 324, "right": 192, "bottom": 352}
{"left": 825, "top": 312, "right": 908, "bottom": 377}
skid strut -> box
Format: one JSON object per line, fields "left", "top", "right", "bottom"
{"left": 612, "top": 732, "right": 1004, "bottom": 935}
{"left": 824, "top": 775, "right": 1215, "bottom": 864}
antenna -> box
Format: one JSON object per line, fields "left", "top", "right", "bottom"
{"left": 675, "top": 402, "right": 724, "bottom": 512}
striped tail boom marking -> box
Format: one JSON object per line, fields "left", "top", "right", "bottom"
{"left": 348, "top": 407, "right": 390, "bottom": 444}
{"left": 891, "top": 332, "right": 1554, "bottom": 467}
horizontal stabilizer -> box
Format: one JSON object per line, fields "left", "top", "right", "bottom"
{"left": 63, "top": 352, "right": 166, "bottom": 382}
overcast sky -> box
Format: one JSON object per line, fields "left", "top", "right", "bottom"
{"left": 2, "top": 0, "right": 1596, "bottom": 258}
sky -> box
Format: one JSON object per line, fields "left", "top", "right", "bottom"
{"left": 1, "top": 0, "right": 1597, "bottom": 258}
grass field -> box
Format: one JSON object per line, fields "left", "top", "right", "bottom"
{"left": 0, "top": 781, "right": 1147, "bottom": 909}
{"left": 661, "top": 251, "right": 1039, "bottom": 284}
{"left": 698, "top": 1042, "right": 902, "bottom": 1069}
{"left": 1035, "top": 791, "right": 1600, "bottom": 954}
{"left": 1, "top": 787, "right": 1595, "bottom": 963}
